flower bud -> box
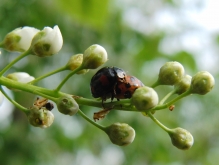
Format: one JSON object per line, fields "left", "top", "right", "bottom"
{"left": 66, "top": 54, "right": 89, "bottom": 74}
{"left": 1, "top": 27, "right": 39, "bottom": 52}
{"left": 174, "top": 74, "right": 192, "bottom": 94}
{"left": 56, "top": 95, "right": 79, "bottom": 116}
{"left": 105, "top": 123, "right": 135, "bottom": 146}
{"left": 131, "top": 86, "right": 159, "bottom": 111}
{"left": 82, "top": 44, "right": 108, "bottom": 69}
{"left": 168, "top": 127, "right": 194, "bottom": 150}
{"left": 6, "top": 72, "right": 35, "bottom": 83}
{"left": 158, "top": 61, "right": 185, "bottom": 85}
{"left": 190, "top": 71, "right": 215, "bottom": 95}
{"left": 27, "top": 105, "right": 54, "bottom": 128}
{"left": 30, "top": 25, "right": 63, "bottom": 57}
{"left": 0, "top": 91, "right": 4, "bottom": 106}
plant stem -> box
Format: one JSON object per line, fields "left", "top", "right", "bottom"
{"left": 29, "top": 66, "right": 67, "bottom": 85}
{"left": 33, "top": 89, "right": 59, "bottom": 102}
{"left": 77, "top": 109, "right": 106, "bottom": 131}
{"left": 0, "top": 76, "right": 61, "bottom": 99}
{"left": 73, "top": 96, "right": 136, "bottom": 111}
{"left": 0, "top": 76, "right": 135, "bottom": 111}
{"left": 151, "top": 80, "right": 160, "bottom": 88}
{"left": 159, "top": 89, "right": 176, "bottom": 105}
{"left": 152, "top": 90, "right": 191, "bottom": 110}
{"left": 0, "top": 86, "right": 29, "bottom": 114}
{"left": 54, "top": 66, "right": 83, "bottom": 92}
{"left": 0, "top": 49, "right": 31, "bottom": 76}
{"left": 147, "top": 112, "right": 171, "bottom": 132}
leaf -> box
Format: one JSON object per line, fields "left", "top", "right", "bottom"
{"left": 56, "top": 0, "right": 109, "bottom": 29}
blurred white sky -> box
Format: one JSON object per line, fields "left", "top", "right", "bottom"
{"left": 122, "top": 0, "right": 219, "bottom": 73}
{"left": 189, "top": 0, "right": 219, "bottom": 31}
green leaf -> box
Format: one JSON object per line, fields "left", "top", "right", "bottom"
{"left": 56, "top": 0, "right": 109, "bottom": 29}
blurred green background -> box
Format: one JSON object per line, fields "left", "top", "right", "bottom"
{"left": 0, "top": 0, "right": 219, "bottom": 165}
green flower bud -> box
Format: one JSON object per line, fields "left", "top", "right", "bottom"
{"left": 56, "top": 95, "right": 79, "bottom": 116}
{"left": 82, "top": 44, "right": 108, "bottom": 69}
{"left": 174, "top": 74, "right": 192, "bottom": 94}
{"left": 158, "top": 61, "right": 185, "bottom": 85}
{"left": 168, "top": 127, "right": 194, "bottom": 150}
{"left": 105, "top": 123, "right": 135, "bottom": 146}
{"left": 66, "top": 54, "right": 89, "bottom": 74}
{"left": 190, "top": 71, "right": 215, "bottom": 95}
{"left": 27, "top": 105, "right": 54, "bottom": 128}
{"left": 131, "top": 86, "right": 159, "bottom": 111}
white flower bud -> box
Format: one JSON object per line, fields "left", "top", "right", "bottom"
{"left": 105, "top": 123, "right": 135, "bottom": 146}
{"left": 1, "top": 27, "right": 39, "bottom": 52}
{"left": 30, "top": 25, "right": 63, "bottom": 57}
{"left": 28, "top": 105, "right": 54, "bottom": 128}
{"left": 82, "top": 44, "right": 108, "bottom": 69}
{"left": 6, "top": 72, "right": 35, "bottom": 83}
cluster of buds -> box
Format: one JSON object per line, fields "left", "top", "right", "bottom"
{"left": 1, "top": 25, "right": 63, "bottom": 57}
{"left": 156, "top": 61, "right": 215, "bottom": 95}
{"left": 128, "top": 61, "right": 214, "bottom": 150}
{"left": 0, "top": 25, "right": 215, "bottom": 151}
{"left": 65, "top": 44, "right": 108, "bottom": 74}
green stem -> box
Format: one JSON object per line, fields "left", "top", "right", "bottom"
{"left": 151, "top": 80, "right": 160, "bottom": 88}
{"left": 147, "top": 112, "right": 171, "bottom": 132}
{"left": 0, "top": 76, "right": 136, "bottom": 111}
{"left": 0, "top": 76, "right": 61, "bottom": 99}
{"left": 29, "top": 66, "right": 67, "bottom": 85}
{"left": 0, "top": 86, "right": 29, "bottom": 114}
{"left": 0, "top": 49, "right": 31, "bottom": 76}
{"left": 152, "top": 90, "right": 191, "bottom": 110}
{"left": 54, "top": 66, "right": 83, "bottom": 92}
{"left": 74, "top": 96, "right": 136, "bottom": 112}
{"left": 33, "top": 89, "right": 59, "bottom": 102}
{"left": 77, "top": 109, "right": 106, "bottom": 131}
{"left": 159, "top": 89, "right": 176, "bottom": 105}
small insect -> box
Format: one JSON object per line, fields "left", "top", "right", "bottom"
{"left": 33, "top": 97, "right": 54, "bottom": 111}
{"left": 90, "top": 66, "right": 126, "bottom": 101}
{"left": 90, "top": 66, "right": 145, "bottom": 120}
{"left": 169, "top": 105, "right": 175, "bottom": 111}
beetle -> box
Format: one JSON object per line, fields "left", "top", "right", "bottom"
{"left": 90, "top": 66, "right": 126, "bottom": 101}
